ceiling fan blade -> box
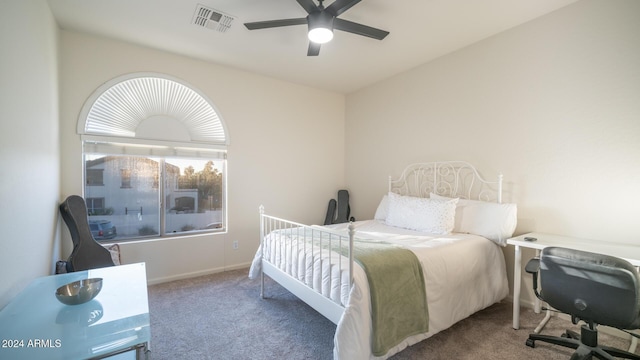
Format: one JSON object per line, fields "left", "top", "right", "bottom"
{"left": 326, "top": 0, "right": 362, "bottom": 16}
{"left": 297, "top": 0, "right": 319, "bottom": 14}
{"left": 307, "top": 42, "right": 321, "bottom": 56}
{"left": 244, "top": 18, "right": 307, "bottom": 30}
{"left": 334, "top": 18, "right": 389, "bottom": 40}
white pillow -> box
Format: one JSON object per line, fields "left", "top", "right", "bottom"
{"left": 430, "top": 193, "right": 517, "bottom": 246}
{"left": 374, "top": 195, "right": 389, "bottom": 220}
{"left": 385, "top": 192, "right": 458, "bottom": 234}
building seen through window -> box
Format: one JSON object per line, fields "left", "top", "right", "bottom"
{"left": 84, "top": 154, "right": 225, "bottom": 239}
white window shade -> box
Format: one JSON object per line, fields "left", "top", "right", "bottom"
{"left": 82, "top": 136, "right": 226, "bottom": 160}
{"left": 78, "top": 74, "right": 228, "bottom": 146}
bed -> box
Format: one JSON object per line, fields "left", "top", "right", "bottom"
{"left": 248, "top": 161, "right": 517, "bottom": 359}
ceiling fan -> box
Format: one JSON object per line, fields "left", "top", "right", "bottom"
{"left": 244, "top": 0, "right": 389, "bottom": 56}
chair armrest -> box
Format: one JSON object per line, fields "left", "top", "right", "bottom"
{"left": 525, "top": 257, "right": 544, "bottom": 301}
{"left": 525, "top": 257, "right": 540, "bottom": 274}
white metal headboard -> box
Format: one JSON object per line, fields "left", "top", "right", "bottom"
{"left": 388, "top": 161, "right": 503, "bottom": 203}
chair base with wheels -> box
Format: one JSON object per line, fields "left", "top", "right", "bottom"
{"left": 526, "top": 322, "right": 640, "bottom": 360}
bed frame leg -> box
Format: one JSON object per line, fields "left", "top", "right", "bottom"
{"left": 259, "top": 205, "right": 265, "bottom": 299}
{"left": 260, "top": 269, "right": 265, "bottom": 299}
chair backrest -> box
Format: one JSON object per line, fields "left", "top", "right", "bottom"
{"left": 540, "top": 247, "right": 640, "bottom": 329}
{"left": 60, "top": 195, "right": 115, "bottom": 272}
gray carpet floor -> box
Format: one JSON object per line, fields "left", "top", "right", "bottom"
{"left": 147, "top": 268, "right": 637, "bottom": 359}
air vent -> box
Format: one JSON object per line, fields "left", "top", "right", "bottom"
{"left": 192, "top": 4, "right": 234, "bottom": 33}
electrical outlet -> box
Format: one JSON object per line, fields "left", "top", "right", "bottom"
{"left": 233, "top": 241, "right": 238, "bottom": 250}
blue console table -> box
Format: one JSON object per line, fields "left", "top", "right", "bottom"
{"left": 0, "top": 263, "right": 150, "bottom": 359}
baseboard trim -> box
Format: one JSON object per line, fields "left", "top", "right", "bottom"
{"left": 146, "top": 262, "right": 252, "bottom": 285}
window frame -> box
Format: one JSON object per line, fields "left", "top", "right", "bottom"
{"left": 82, "top": 149, "right": 227, "bottom": 240}
{"left": 77, "top": 73, "right": 229, "bottom": 242}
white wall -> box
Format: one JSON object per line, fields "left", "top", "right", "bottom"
{"left": 0, "top": 0, "right": 60, "bottom": 309}
{"left": 59, "top": 31, "right": 346, "bottom": 284}
{"left": 345, "top": 0, "right": 640, "bottom": 306}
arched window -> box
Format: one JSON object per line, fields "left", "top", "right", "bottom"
{"left": 78, "top": 73, "right": 228, "bottom": 241}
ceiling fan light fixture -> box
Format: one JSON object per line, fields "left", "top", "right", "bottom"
{"left": 308, "top": 27, "right": 333, "bottom": 44}
{"left": 307, "top": 11, "right": 334, "bottom": 44}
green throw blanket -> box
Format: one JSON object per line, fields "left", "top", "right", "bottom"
{"left": 333, "top": 237, "right": 429, "bottom": 356}
{"left": 275, "top": 227, "right": 429, "bottom": 356}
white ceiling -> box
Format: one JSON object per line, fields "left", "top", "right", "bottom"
{"left": 47, "top": 0, "right": 578, "bottom": 94}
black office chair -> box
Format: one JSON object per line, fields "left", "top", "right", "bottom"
{"left": 525, "top": 246, "right": 640, "bottom": 359}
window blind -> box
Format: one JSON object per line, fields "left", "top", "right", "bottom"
{"left": 82, "top": 136, "right": 226, "bottom": 160}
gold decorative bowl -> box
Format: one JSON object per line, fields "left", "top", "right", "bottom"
{"left": 55, "top": 278, "right": 103, "bottom": 305}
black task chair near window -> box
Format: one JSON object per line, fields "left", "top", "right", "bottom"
{"left": 525, "top": 246, "right": 640, "bottom": 360}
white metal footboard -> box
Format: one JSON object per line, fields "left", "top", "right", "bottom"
{"left": 259, "top": 206, "right": 355, "bottom": 325}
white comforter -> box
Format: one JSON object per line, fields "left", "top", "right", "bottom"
{"left": 249, "top": 220, "right": 509, "bottom": 360}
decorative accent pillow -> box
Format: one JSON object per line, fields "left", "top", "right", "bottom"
{"left": 430, "top": 193, "right": 517, "bottom": 246}
{"left": 374, "top": 195, "right": 389, "bottom": 221}
{"left": 385, "top": 192, "right": 458, "bottom": 234}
